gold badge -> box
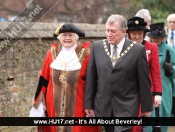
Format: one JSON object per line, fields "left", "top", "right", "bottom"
{"left": 59, "top": 72, "right": 66, "bottom": 85}
{"left": 135, "top": 21, "right": 139, "bottom": 25}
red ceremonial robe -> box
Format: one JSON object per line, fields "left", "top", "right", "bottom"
{"left": 131, "top": 40, "right": 162, "bottom": 132}
{"left": 33, "top": 42, "right": 100, "bottom": 132}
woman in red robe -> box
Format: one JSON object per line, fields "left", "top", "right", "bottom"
{"left": 30, "top": 23, "right": 100, "bottom": 132}
{"left": 126, "top": 17, "right": 162, "bottom": 132}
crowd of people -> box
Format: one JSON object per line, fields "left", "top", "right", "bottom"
{"left": 29, "top": 9, "right": 175, "bottom": 132}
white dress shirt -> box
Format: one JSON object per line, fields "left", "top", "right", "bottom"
{"left": 110, "top": 37, "right": 125, "bottom": 66}
{"left": 167, "top": 29, "right": 175, "bottom": 48}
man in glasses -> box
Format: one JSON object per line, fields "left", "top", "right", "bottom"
{"left": 167, "top": 13, "right": 175, "bottom": 49}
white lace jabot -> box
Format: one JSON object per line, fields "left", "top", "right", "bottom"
{"left": 50, "top": 43, "right": 81, "bottom": 71}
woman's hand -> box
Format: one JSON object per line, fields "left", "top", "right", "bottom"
{"left": 153, "top": 95, "right": 162, "bottom": 107}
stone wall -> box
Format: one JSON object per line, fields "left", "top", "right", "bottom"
{"left": 0, "top": 22, "right": 105, "bottom": 132}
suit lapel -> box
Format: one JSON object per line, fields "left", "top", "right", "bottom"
{"left": 105, "top": 40, "right": 113, "bottom": 69}
{"left": 113, "top": 39, "right": 132, "bottom": 68}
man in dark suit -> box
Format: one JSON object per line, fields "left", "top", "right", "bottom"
{"left": 84, "top": 14, "right": 153, "bottom": 132}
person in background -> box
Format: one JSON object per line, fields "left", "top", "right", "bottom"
{"left": 135, "top": 9, "right": 152, "bottom": 40}
{"left": 166, "top": 13, "right": 175, "bottom": 49}
{"left": 147, "top": 22, "right": 175, "bottom": 132}
{"left": 84, "top": 14, "right": 153, "bottom": 132}
{"left": 135, "top": 9, "right": 151, "bottom": 29}
{"left": 30, "top": 23, "right": 100, "bottom": 132}
{"left": 127, "top": 16, "right": 162, "bottom": 132}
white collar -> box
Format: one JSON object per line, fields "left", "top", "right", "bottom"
{"left": 61, "top": 43, "right": 77, "bottom": 60}
{"left": 62, "top": 43, "right": 77, "bottom": 52}
{"left": 169, "top": 29, "right": 175, "bottom": 34}
{"left": 50, "top": 43, "right": 81, "bottom": 71}
{"left": 110, "top": 37, "right": 125, "bottom": 55}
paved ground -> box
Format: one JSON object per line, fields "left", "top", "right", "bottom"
{"left": 168, "top": 126, "right": 175, "bottom": 132}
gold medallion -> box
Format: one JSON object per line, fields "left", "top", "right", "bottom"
{"left": 59, "top": 72, "right": 66, "bottom": 85}
{"left": 103, "top": 39, "right": 136, "bottom": 61}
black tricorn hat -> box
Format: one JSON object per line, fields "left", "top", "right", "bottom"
{"left": 147, "top": 22, "right": 167, "bottom": 38}
{"left": 53, "top": 23, "right": 85, "bottom": 38}
{"left": 126, "top": 17, "right": 149, "bottom": 33}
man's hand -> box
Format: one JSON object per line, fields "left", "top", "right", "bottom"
{"left": 85, "top": 109, "right": 95, "bottom": 117}
{"left": 142, "top": 111, "right": 152, "bottom": 117}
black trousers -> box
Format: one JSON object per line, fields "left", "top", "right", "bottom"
{"left": 104, "top": 126, "right": 114, "bottom": 132}
{"left": 104, "top": 111, "right": 131, "bottom": 132}
{"left": 104, "top": 126, "right": 130, "bottom": 132}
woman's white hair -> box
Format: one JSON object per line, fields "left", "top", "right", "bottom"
{"left": 135, "top": 9, "right": 151, "bottom": 21}
{"left": 57, "top": 33, "right": 79, "bottom": 41}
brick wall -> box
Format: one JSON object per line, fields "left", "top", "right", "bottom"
{"left": 0, "top": 22, "right": 105, "bottom": 131}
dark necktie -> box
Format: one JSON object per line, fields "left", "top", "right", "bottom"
{"left": 171, "top": 31, "right": 175, "bottom": 48}
{"left": 112, "top": 45, "right": 118, "bottom": 66}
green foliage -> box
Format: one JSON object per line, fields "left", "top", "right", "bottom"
{"left": 143, "top": 0, "right": 175, "bottom": 25}
{"left": 151, "top": 10, "right": 169, "bottom": 25}
{"left": 109, "top": 0, "right": 175, "bottom": 25}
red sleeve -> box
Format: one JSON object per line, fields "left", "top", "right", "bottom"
{"left": 82, "top": 41, "right": 90, "bottom": 48}
{"left": 74, "top": 49, "right": 90, "bottom": 117}
{"left": 51, "top": 43, "right": 57, "bottom": 47}
{"left": 79, "top": 54, "right": 90, "bottom": 81}
{"left": 34, "top": 50, "right": 52, "bottom": 104}
{"left": 150, "top": 44, "right": 162, "bottom": 95}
